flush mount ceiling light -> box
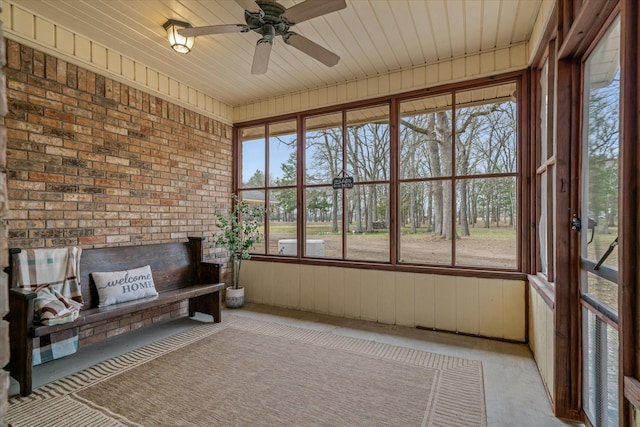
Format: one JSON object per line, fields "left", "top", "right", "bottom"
{"left": 163, "top": 19, "right": 195, "bottom": 54}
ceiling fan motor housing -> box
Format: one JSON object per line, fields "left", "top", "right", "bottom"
{"left": 246, "top": 1, "right": 291, "bottom": 40}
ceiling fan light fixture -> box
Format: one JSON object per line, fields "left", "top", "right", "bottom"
{"left": 163, "top": 19, "right": 195, "bottom": 54}
{"left": 182, "top": 0, "right": 347, "bottom": 72}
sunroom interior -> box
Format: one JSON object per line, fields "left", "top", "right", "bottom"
{"left": 1, "top": 0, "right": 639, "bottom": 426}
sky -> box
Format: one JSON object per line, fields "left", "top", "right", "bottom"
{"left": 242, "top": 134, "right": 296, "bottom": 185}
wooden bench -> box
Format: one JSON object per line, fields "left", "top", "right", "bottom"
{"left": 5, "top": 237, "right": 225, "bottom": 396}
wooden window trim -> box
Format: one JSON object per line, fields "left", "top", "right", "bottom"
{"left": 528, "top": 273, "right": 555, "bottom": 309}
{"left": 235, "top": 72, "right": 527, "bottom": 275}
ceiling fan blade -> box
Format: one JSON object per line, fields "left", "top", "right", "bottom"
{"left": 179, "top": 24, "right": 248, "bottom": 37}
{"left": 283, "top": 33, "right": 340, "bottom": 67}
{"left": 235, "top": 0, "right": 263, "bottom": 14}
{"left": 283, "top": 0, "right": 346, "bottom": 24}
{"left": 251, "top": 40, "right": 273, "bottom": 74}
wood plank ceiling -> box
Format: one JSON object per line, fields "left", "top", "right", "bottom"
{"left": 11, "top": 0, "right": 543, "bottom": 107}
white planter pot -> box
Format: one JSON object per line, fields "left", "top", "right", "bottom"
{"left": 225, "top": 287, "right": 244, "bottom": 308}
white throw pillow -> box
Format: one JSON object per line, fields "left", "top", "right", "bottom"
{"left": 92, "top": 265, "right": 158, "bottom": 307}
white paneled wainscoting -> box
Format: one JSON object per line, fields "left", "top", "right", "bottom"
{"left": 528, "top": 282, "right": 555, "bottom": 402}
{"left": 241, "top": 261, "right": 526, "bottom": 342}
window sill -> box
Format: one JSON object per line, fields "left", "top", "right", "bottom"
{"left": 528, "top": 273, "right": 555, "bottom": 309}
{"left": 249, "top": 254, "right": 527, "bottom": 281}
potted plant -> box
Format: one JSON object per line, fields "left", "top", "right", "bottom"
{"left": 214, "top": 194, "right": 265, "bottom": 308}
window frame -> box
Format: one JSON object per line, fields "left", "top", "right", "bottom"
{"left": 534, "top": 40, "right": 558, "bottom": 284}
{"left": 233, "top": 71, "right": 528, "bottom": 280}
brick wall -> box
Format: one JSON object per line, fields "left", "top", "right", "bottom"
{"left": 2, "top": 39, "right": 233, "bottom": 346}
{"left": 1, "top": 2, "right": 10, "bottom": 422}
{"left": 79, "top": 301, "right": 187, "bottom": 347}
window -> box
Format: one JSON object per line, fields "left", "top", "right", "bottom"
{"left": 580, "top": 15, "right": 620, "bottom": 427}
{"left": 344, "top": 106, "right": 390, "bottom": 262}
{"left": 235, "top": 75, "right": 522, "bottom": 272}
{"left": 399, "top": 83, "right": 519, "bottom": 269}
{"left": 239, "top": 120, "right": 298, "bottom": 255}
{"left": 535, "top": 45, "right": 557, "bottom": 281}
{"left": 305, "top": 113, "right": 343, "bottom": 258}
{"left": 304, "top": 106, "right": 391, "bottom": 262}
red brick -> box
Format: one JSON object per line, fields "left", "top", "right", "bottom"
{"left": 45, "top": 55, "right": 57, "bottom": 81}
{"left": 56, "top": 59, "right": 67, "bottom": 84}
{"left": 6, "top": 41, "right": 231, "bottom": 253}
{"left": 106, "top": 325, "right": 131, "bottom": 338}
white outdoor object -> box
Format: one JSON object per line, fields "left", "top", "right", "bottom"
{"left": 278, "top": 239, "right": 325, "bottom": 257}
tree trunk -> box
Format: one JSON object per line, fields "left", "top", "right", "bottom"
{"left": 426, "top": 189, "right": 433, "bottom": 232}
{"left": 332, "top": 190, "right": 339, "bottom": 232}
{"left": 459, "top": 180, "right": 470, "bottom": 236}
{"left": 484, "top": 195, "right": 491, "bottom": 228}
{"left": 410, "top": 185, "right": 417, "bottom": 233}
{"left": 436, "top": 112, "right": 453, "bottom": 240}
{"left": 427, "top": 114, "right": 443, "bottom": 235}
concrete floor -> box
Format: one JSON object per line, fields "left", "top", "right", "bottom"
{"left": 9, "top": 303, "right": 584, "bottom": 426}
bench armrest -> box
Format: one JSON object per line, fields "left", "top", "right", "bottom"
{"left": 6, "top": 288, "right": 37, "bottom": 395}
{"left": 8, "top": 288, "right": 37, "bottom": 324}
{"left": 200, "top": 262, "right": 221, "bottom": 284}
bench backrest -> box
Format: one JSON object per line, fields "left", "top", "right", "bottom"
{"left": 79, "top": 240, "right": 202, "bottom": 309}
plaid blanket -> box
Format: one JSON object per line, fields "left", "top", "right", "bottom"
{"left": 12, "top": 247, "right": 84, "bottom": 325}
{"left": 12, "top": 247, "right": 84, "bottom": 365}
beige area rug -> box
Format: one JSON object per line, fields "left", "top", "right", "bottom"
{"left": 7, "top": 315, "right": 486, "bottom": 427}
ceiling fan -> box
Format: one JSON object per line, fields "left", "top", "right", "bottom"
{"left": 179, "top": 0, "right": 346, "bottom": 74}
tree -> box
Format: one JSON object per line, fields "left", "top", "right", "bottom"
{"left": 586, "top": 76, "right": 619, "bottom": 235}
{"left": 244, "top": 169, "right": 265, "bottom": 188}
{"left": 306, "top": 127, "right": 342, "bottom": 232}
{"left": 273, "top": 150, "right": 297, "bottom": 222}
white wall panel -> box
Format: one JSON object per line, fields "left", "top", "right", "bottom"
{"left": 13, "top": 6, "right": 33, "bottom": 38}
{"left": 34, "top": 17, "right": 54, "bottom": 46}
{"left": 92, "top": 44, "right": 107, "bottom": 68}
{"left": 478, "top": 278, "right": 504, "bottom": 338}
{"left": 76, "top": 36, "right": 91, "bottom": 62}
{"left": 395, "top": 272, "right": 415, "bottom": 327}
{"left": 284, "top": 264, "right": 300, "bottom": 309}
{"left": 107, "top": 50, "right": 120, "bottom": 74}
{"left": 377, "top": 271, "right": 396, "bottom": 325}
{"left": 299, "top": 265, "right": 315, "bottom": 311}
{"left": 121, "top": 57, "right": 135, "bottom": 80}
{"left": 56, "top": 27, "right": 74, "bottom": 55}
{"left": 456, "top": 276, "right": 479, "bottom": 335}
{"left": 344, "top": 268, "right": 361, "bottom": 318}
{"left": 426, "top": 63, "right": 439, "bottom": 85}
{"left": 495, "top": 49, "right": 511, "bottom": 71}
{"left": 241, "top": 260, "right": 259, "bottom": 302}
{"left": 435, "top": 275, "right": 457, "bottom": 332}
{"left": 503, "top": 280, "right": 525, "bottom": 341}
{"left": 234, "top": 44, "right": 529, "bottom": 122}
{"left": 262, "top": 261, "right": 275, "bottom": 306}
{"left": 244, "top": 261, "right": 526, "bottom": 342}
{"left": 272, "top": 262, "right": 289, "bottom": 307}
{"left": 376, "top": 73, "right": 389, "bottom": 95}
{"left": 360, "top": 270, "right": 379, "bottom": 322}
{"left": 414, "top": 273, "right": 436, "bottom": 328}
{"left": 413, "top": 67, "right": 426, "bottom": 89}
{"left": 545, "top": 301, "right": 555, "bottom": 395}
{"left": 528, "top": 284, "right": 554, "bottom": 402}
{"left": 328, "top": 267, "right": 346, "bottom": 317}
{"left": 313, "top": 266, "right": 329, "bottom": 314}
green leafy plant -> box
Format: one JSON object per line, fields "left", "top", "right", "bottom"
{"left": 214, "top": 195, "right": 265, "bottom": 289}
